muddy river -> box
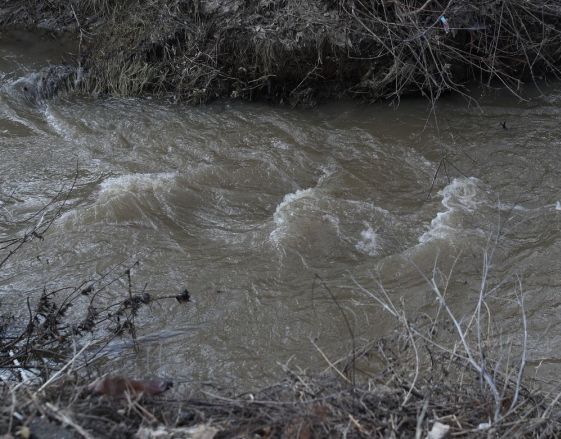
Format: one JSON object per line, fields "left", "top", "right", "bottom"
{"left": 2, "top": 30, "right": 561, "bottom": 389}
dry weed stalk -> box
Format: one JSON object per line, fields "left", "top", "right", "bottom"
{"left": 5, "top": 0, "right": 561, "bottom": 105}
{"left": 0, "top": 176, "right": 187, "bottom": 387}
{"left": 348, "top": 242, "right": 560, "bottom": 436}
{"left": 1, "top": 261, "right": 560, "bottom": 436}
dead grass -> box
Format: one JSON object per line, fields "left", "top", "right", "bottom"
{"left": 2, "top": 231, "right": 561, "bottom": 437}
{"left": 3, "top": 0, "right": 561, "bottom": 105}
{"left": 2, "top": 314, "right": 561, "bottom": 438}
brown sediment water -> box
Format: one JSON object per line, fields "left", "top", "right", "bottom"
{"left": 2, "top": 31, "right": 561, "bottom": 389}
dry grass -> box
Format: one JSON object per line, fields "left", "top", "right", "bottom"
{"left": 3, "top": 0, "right": 561, "bottom": 105}
{"left": 2, "top": 217, "right": 561, "bottom": 437}
{"left": 2, "top": 305, "right": 561, "bottom": 438}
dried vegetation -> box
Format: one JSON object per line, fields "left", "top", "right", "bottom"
{"left": 1, "top": 186, "right": 561, "bottom": 437}
{"left": 3, "top": 0, "right": 561, "bottom": 105}
{"left": 2, "top": 286, "right": 561, "bottom": 437}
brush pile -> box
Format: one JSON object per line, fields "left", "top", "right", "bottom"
{"left": 2, "top": 0, "right": 561, "bottom": 105}
{"left": 2, "top": 235, "right": 561, "bottom": 437}
{"left": 2, "top": 310, "right": 561, "bottom": 438}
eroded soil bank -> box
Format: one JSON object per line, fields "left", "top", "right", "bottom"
{"left": 3, "top": 0, "right": 561, "bottom": 105}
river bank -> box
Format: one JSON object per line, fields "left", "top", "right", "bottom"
{"left": 2, "top": 0, "right": 561, "bottom": 105}
{"left": 2, "top": 256, "right": 561, "bottom": 438}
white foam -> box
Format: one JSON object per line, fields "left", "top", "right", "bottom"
{"left": 270, "top": 188, "right": 315, "bottom": 242}
{"left": 419, "top": 177, "right": 482, "bottom": 244}
{"left": 271, "top": 139, "right": 290, "bottom": 150}
{"left": 59, "top": 173, "right": 175, "bottom": 226}
{"left": 98, "top": 173, "right": 175, "bottom": 199}
{"left": 44, "top": 104, "right": 75, "bottom": 139}
{"left": 355, "top": 225, "right": 379, "bottom": 256}
{"left": 556, "top": 201, "right": 561, "bottom": 211}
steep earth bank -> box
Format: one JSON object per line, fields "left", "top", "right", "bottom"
{"left": 2, "top": 0, "right": 561, "bottom": 105}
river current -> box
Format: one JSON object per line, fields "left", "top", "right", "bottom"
{"left": 2, "top": 31, "right": 561, "bottom": 388}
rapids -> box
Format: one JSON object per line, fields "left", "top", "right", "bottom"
{"left": 2, "top": 31, "right": 561, "bottom": 388}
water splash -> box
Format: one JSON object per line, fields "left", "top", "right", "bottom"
{"left": 355, "top": 225, "right": 379, "bottom": 256}
{"left": 419, "top": 177, "right": 483, "bottom": 244}
{"left": 270, "top": 188, "right": 316, "bottom": 243}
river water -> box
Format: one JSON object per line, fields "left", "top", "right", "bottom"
{"left": 2, "top": 31, "right": 561, "bottom": 388}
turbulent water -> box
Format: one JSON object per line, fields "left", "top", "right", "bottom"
{"left": 2, "top": 31, "right": 561, "bottom": 387}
